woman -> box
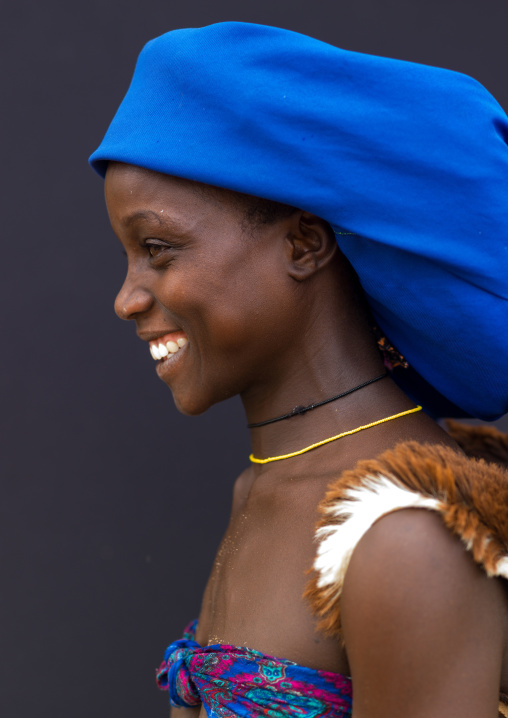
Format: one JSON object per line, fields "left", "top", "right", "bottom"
{"left": 90, "top": 22, "right": 508, "bottom": 717}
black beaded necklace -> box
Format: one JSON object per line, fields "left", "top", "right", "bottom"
{"left": 247, "top": 371, "right": 388, "bottom": 429}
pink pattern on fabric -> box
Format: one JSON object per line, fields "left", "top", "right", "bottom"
{"left": 156, "top": 621, "right": 352, "bottom": 717}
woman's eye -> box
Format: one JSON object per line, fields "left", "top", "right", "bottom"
{"left": 145, "top": 240, "right": 168, "bottom": 258}
{"left": 141, "top": 237, "right": 181, "bottom": 265}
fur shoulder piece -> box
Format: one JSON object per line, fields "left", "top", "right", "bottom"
{"left": 305, "top": 440, "right": 508, "bottom": 639}
{"left": 445, "top": 419, "right": 508, "bottom": 465}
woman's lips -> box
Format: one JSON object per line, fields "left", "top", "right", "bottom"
{"left": 148, "top": 332, "right": 188, "bottom": 360}
{"left": 148, "top": 331, "right": 189, "bottom": 381}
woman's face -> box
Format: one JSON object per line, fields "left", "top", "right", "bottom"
{"left": 105, "top": 163, "right": 301, "bottom": 415}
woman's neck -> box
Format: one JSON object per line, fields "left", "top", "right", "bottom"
{"left": 241, "top": 305, "right": 414, "bottom": 467}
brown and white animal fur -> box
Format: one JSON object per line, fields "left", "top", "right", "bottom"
{"left": 305, "top": 427, "right": 508, "bottom": 715}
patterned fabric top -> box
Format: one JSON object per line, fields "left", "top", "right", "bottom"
{"left": 156, "top": 621, "right": 352, "bottom": 717}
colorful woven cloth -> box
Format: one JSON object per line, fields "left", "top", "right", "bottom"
{"left": 156, "top": 621, "right": 352, "bottom": 717}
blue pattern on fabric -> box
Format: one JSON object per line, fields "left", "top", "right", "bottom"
{"left": 156, "top": 621, "right": 353, "bottom": 717}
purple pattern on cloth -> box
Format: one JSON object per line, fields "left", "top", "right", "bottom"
{"left": 156, "top": 620, "right": 352, "bottom": 717}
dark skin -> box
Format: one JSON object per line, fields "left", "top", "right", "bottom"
{"left": 105, "top": 162, "right": 508, "bottom": 717}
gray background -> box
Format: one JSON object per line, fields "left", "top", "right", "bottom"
{"left": 1, "top": 1, "right": 507, "bottom": 716}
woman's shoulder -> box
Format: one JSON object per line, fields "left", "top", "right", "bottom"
{"left": 339, "top": 505, "right": 508, "bottom": 717}
{"left": 306, "top": 425, "right": 508, "bottom": 716}
{"left": 307, "top": 428, "right": 508, "bottom": 634}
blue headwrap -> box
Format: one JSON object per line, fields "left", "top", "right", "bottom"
{"left": 90, "top": 22, "right": 508, "bottom": 420}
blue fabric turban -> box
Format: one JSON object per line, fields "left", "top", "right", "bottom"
{"left": 90, "top": 21, "right": 508, "bottom": 420}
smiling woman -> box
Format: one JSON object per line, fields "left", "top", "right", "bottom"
{"left": 90, "top": 21, "right": 508, "bottom": 718}
{"left": 105, "top": 162, "right": 333, "bottom": 417}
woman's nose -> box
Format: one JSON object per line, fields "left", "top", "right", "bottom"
{"left": 114, "top": 272, "right": 154, "bottom": 320}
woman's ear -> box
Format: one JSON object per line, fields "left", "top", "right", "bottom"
{"left": 285, "top": 212, "right": 338, "bottom": 280}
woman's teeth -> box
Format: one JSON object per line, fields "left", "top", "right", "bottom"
{"left": 149, "top": 336, "right": 188, "bottom": 361}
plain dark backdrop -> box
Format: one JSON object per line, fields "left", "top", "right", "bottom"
{"left": 1, "top": 1, "right": 507, "bottom": 716}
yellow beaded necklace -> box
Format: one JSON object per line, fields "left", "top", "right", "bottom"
{"left": 249, "top": 405, "right": 422, "bottom": 464}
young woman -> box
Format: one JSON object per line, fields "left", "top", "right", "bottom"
{"left": 90, "top": 22, "right": 508, "bottom": 718}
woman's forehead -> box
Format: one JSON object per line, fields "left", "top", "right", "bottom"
{"left": 105, "top": 162, "right": 197, "bottom": 195}
{"left": 104, "top": 162, "right": 283, "bottom": 231}
{"left": 106, "top": 163, "right": 207, "bottom": 210}
{"left": 104, "top": 162, "right": 254, "bottom": 234}
{"left": 106, "top": 162, "right": 234, "bottom": 205}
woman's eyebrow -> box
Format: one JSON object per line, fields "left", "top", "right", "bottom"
{"left": 122, "top": 209, "right": 188, "bottom": 232}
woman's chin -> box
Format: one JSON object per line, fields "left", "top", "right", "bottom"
{"left": 169, "top": 383, "right": 238, "bottom": 417}
{"left": 169, "top": 388, "right": 215, "bottom": 417}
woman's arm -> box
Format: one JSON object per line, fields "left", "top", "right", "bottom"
{"left": 341, "top": 508, "right": 507, "bottom": 718}
{"left": 170, "top": 708, "right": 200, "bottom": 718}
